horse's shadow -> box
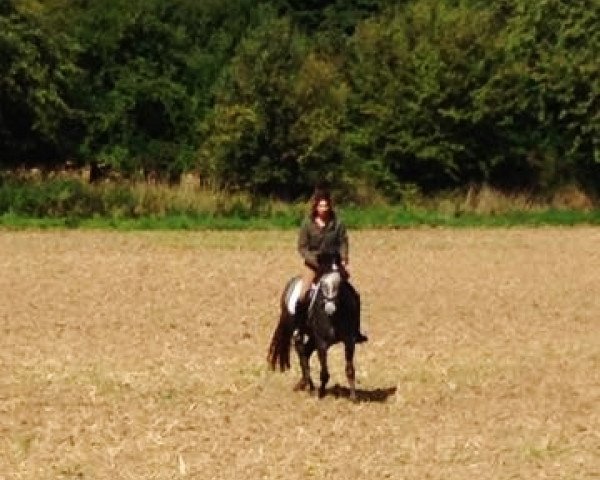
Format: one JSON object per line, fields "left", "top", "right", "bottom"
{"left": 325, "top": 384, "right": 397, "bottom": 403}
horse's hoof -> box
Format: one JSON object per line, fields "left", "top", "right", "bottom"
{"left": 318, "top": 388, "right": 327, "bottom": 399}
{"left": 294, "top": 379, "right": 315, "bottom": 392}
{"left": 293, "top": 379, "right": 308, "bottom": 391}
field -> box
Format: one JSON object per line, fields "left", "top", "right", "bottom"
{"left": 1, "top": 228, "right": 598, "bottom": 479}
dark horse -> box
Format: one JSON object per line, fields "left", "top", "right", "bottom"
{"left": 267, "top": 254, "right": 362, "bottom": 401}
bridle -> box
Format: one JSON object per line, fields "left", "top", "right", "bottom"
{"left": 315, "top": 266, "right": 342, "bottom": 316}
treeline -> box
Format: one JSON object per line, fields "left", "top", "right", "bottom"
{"left": 1, "top": 0, "right": 598, "bottom": 200}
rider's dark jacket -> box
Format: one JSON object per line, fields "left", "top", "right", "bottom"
{"left": 297, "top": 215, "right": 348, "bottom": 270}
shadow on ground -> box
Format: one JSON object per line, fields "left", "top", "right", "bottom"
{"left": 326, "top": 384, "right": 397, "bottom": 403}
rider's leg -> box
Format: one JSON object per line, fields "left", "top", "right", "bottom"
{"left": 297, "top": 263, "right": 317, "bottom": 316}
{"left": 355, "top": 294, "right": 368, "bottom": 343}
{"left": 346, "top": 282, "right": 368, "bottom": 343}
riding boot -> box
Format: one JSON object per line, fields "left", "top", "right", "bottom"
{"left": 356, "top": 330, "right": 368, "bottom": 343}
{"left": 356, "top": 319, "right": 368, "bottom": 343}
{"left": 353, "top": 295, "right": 368, "bottom": 343}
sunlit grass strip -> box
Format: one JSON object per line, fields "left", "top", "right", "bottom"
{"left": 340, "top": 206, "right": 600, "bottom": 228}
{"left": 2, "top": 208, "right": 600, "bottom": 230}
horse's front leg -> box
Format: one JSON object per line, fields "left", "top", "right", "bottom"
{"left": 316, "top": 343, "right": 330, "bottom": 398}
{"left": 293, "top": 332, "right": 315, "bottom": 392}
{"left": 344, "top": 340, "right": 357, "bottom": 402}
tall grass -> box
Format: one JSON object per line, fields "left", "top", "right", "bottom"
{"left": 0, "top": 177, "right": 280, "bottom": 217}
{"left": 0, "top": 177, "right": 598, "bottom": 229}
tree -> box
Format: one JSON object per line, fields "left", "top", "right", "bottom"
{"left": 55, "top": 0, "right": 261, "bottom": 178}
{"left": 343, "top": 2, "right": 501, "bottom": 194}
{"left": 198, "top": 13, "right": 349, "bottom": 198}
{"left": 0, "top": 0, "right": 78, "bottom": 166}
{"left": 475, "top": 0, "right": 600, "bottom": 192}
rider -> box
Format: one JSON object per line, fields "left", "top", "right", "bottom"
{"left": 296, "top": 184, "right": 368, "bottom": 343}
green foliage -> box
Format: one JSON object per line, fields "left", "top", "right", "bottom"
{"left": 341, "top": 0, "right": 600, "bottom": 196}
{"left": 198, "top": 12, "right": 350, "bottom": 197}
{"left": 0, "top": 0, "right": 78, "bottom": 165}
{"left": 276, "top": 0, "right": 387, "bottom": 32}
{"left": 0, "top": 178, "right": 100, "bottom": 216}
{"left": 50, "top": 0, "right": 262, "bottom": 176}
{"left": 0, "top": 174, "right": 295, "bottom": 220}
{"left": 0, "top": 0, "right": 599, "bottom": 198}
{"left": 1, "top": 178, "right": 599, "bottom": 230}
{"left": 343, "top": 2, "right": 504, "bottom": 195}
{"left": 474, "top": 0, "right": 600, "bottom": 191}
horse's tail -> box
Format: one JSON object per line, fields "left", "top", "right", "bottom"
{"left": 267, "top": 303, "right": 296, "bottom": 372}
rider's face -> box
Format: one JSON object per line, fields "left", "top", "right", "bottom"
{"left": 316, "top": 200, "right": 331, "bottom": 219}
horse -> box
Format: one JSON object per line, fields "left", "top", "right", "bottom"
{"left": 267, "top": 254, "right": 362, "bottom": 401}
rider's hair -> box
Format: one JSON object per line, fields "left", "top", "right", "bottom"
{"left": 310, "top": 184, "right": 335, "bottom": 219}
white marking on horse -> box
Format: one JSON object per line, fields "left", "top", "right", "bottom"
{"left": 319, "top": 271, "right": 341, "bottom": 316}
{"left": 287, "top": 279, "right": 303, "bottom": 314}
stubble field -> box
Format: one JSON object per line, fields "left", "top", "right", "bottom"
{"left": 0, "top": 228, "right": 598, "bottom": 479}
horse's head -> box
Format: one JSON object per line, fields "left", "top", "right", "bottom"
{"left": 313, "top": 252, "right": 344, "bottom": 315}
{"left": 316, "top": 252, "right": 341, "bottom": 273}
{"left": 318, "top": 269, "right": 342, "bottom": 316}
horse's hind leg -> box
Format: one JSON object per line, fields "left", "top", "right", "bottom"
{"left": 293, "top": 333, "right": 315, "bottom": 392}
{"left": 344, "top": 341, "right": 357, "bottom": 402}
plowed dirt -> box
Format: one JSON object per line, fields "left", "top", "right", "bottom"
{"left": 1, "top": 228, "right": 598, "bottom": 479}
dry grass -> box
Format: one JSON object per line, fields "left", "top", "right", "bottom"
{"left": 430, "top": 184, "right": 597, "bottom": 216}
{"left": 0, "top": 228, "right": 598, "bottom": 479}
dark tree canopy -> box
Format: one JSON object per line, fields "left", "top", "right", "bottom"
{"left": 1, "top": 0, "right": 598, "bottom": 198}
